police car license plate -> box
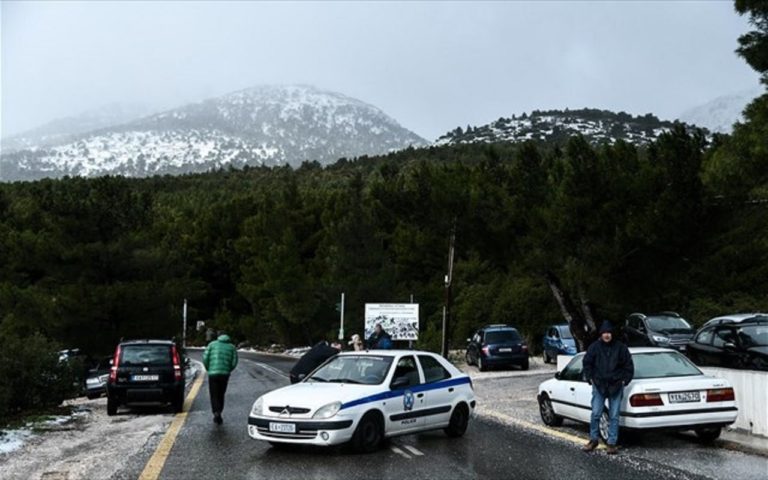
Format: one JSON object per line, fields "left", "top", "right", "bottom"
{"left": 269, "top": 422, "right": 296, "bottom": 433}
{"left": 669, "top": 391, "right": 700, "bottom": 403}
{"left": 131, "top": 375, "right": 159, "bottom": 382}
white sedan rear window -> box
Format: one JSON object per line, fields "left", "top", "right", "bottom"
{"left": 633, "top": 352, "right": 702, "bottom": 379}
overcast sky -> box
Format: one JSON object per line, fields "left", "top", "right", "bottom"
{"left": 1, "top": 1, "right": 761, "bottom": 140}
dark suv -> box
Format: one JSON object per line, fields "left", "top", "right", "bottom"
{"left": 106, "top": 340, "right": 185, "bottom": 415}
{"left": 624, "top": 312, "right": 695, "bottom": 352}
{"left": 466, "top": 324, "right": 529, "bottom": 371}
{"left": 686, "top": 314, "right": 768, "bottom": 371}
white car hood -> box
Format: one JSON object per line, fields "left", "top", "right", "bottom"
{"left": 260, "top": 382, "right": 384, "bottom": 414}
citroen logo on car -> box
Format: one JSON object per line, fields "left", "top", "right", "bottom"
{"left": 281, "top": 407, "right": 290, "bottom": 416}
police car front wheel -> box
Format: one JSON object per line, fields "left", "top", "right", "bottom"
{"left": 351, "top": 411, "right": 384, "bottom": 453}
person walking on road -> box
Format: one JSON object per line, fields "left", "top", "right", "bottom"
{"left": 581, "top": 321, "right": 634, "bottom": 454}
{"left": 203, "top": 332, "right": 238, "bottom": 425}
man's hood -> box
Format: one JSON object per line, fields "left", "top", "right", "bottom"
{"left": 217, "top": 334, "right": 232, "bottom": 343}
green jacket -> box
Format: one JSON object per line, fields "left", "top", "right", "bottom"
{"left": 203, "top": 335, "right": 238, "bottom": 376}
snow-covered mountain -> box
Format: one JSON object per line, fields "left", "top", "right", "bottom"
{"left": 0, "top": 85, "right": 426, "bottom": 181}
{"left": 435, "top": 109, "right": 704, "bottom": 147}
{"left": 1, "top": 103, "right": 159, "bottom": 153}
{"left": 678, "top": 88, "right": 763, "bottom": 134}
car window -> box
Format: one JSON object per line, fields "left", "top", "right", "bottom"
{"left": 559, "top": 355, "right": 584, "bottom": 381}
{"left": 120, "top": 345, "right": 172, "bottom": 365}
{"left": 737, "top": 325, "right": 768, "bottom": 347}
{"left": 633, "top": 352, "right": 702, "bottom": 378}
{"left": 418, "top": 355, "right": 451, "bottom": 383}
{"left": 552, "top": 328, "right": 560, "bottom": 339}
{"left": 484, "top": 330, "right": 521, "bottom": 343}
{"left": 696, "top": 328, "right": 714, "bottom": 345}
{"left": 557, "top": 326, "right": 572, "bottom": 339}
{"left": 309, "top": 355, "right": 393, "bottom": 385}
{"left": 647, "top": 316, "right": 692, "bottom": 332}
{"left": 390, "top": 355, "right": 421, "bottom": 388}
{"left": 713, "top": 328, "right": 736, "bottom": 348}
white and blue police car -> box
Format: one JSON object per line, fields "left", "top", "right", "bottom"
{"left": 248, "top": 350, "right": 476, "bottom": 452}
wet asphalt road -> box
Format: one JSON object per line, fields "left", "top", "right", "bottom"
{"left": 116, "top": 350, "right": 763, "bottom": 480}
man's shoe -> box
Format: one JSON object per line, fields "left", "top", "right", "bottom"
{"left": 582, "top": 440, "right": 599, "bottom": 452}
{"left": 606, "top": 444, "right": 618, "bottom": 455}
{"left": 213, "top": 413, "right": 223, "bottom": 425}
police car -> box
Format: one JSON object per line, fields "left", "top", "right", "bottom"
{"left": 248, "top": 350, "right": 476, "bottom": 452}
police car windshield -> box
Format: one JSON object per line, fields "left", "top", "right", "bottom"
{"left": 309, "top": 355, "right": 394, "bottom": 385}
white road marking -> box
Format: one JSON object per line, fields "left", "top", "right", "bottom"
{"left": 391, "top": 446, "right": 412, "bottom": 459}
{"left": 403, "top": 445, "right": 425, "bottom": 456}
{"left": 250, "top": 360, "right": 290, "bottom": 378}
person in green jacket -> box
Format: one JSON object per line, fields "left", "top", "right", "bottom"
{"left": 202, "top": 333, "right": 238, "bottom": 425}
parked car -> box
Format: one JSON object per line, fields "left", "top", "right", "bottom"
{"left": 248, "top": 350, "right": 475, "bottom": 452}
{"left": 686, "top": 313, "right": 768, "bottom": 371}
{"left": 542, "top": 324, "right": 577, "bottom": 363}
{"left": 537, "top": 348, "right": 738, "bottom": 443}
{"left": 465, "top": 324, "right": 529, "bottom": 371}
{"left": 85, "top": 356, "right": 113, "bottom": 399}
{"left": 624, "top": 312, "right": 695, "bottom": 351}
{"left": 106, "top": 339, "right": 185, "bottom": 415}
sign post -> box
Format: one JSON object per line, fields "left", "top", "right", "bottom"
{"left": 182, "top": 298, "right": 188, "bottom": 349}
{"left": 338, "top": 292, "right": 345, "bottom": 341}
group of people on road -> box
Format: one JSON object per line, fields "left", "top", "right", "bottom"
{"left": 202, "top": 321, "right": 635, "bottom": 455}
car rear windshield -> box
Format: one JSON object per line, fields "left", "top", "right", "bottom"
{"left": 737, "top": 325, "right": 768, "bottom": 347}
{"left": 647, "top": 316, "right": 692, "bottom": 333}
{"left": 557, "top": 327, "right": 573, "bottom": 339}
{"left": 633, "top": 352, "right": 702, "bottom": 379}
{"left": 309, "top": 355, "right": 394, "bottom": 385}
{"left": 485, "top": 330, "right": 521, "bottom": 344}
{"left": 120, "top": 345, "right": 172, "bottom": 365}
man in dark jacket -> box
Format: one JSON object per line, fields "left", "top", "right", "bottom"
{"left": 203, "top": 333, "right": 238, "bottom": 425}
{"left": 367, "top": 324, "right": 393, "bottom": 349}
{"left": 289, "top": 341, "right": 340, "bottom": 384}
{"left": 581, "top": 321, "right": 634, "bottom": 454}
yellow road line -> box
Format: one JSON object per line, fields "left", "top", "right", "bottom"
{"left": 138, "top": 374, "right": 205, "bottom": 480}
{"left": 476, "top": 407, "right": 606, "bottom": 450}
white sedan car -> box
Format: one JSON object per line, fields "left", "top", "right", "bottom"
{"left": 248, "top": 350, "right": 476, "bottom": 452}
{"left": 537, "top": 347, "right": 738, "bottom": 442}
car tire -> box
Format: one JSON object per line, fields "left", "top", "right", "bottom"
{"left": 107, "top": 397, "right": 118, "bottom": 416}
{"left": 444, "top": 403, "right": 470, "bottom": 438}
{"left": 465, "top": 351, "right": 474, "bottom": 366}
{"left": 695, "top": 427, "right": 721, "bottom": 443}
{"left": 86, "top": 393, "right": 99, "bottom": 400}
{"left": 478, "top": 357, "right": 487, "bottom": 372}
{"left": 598, "top": 410, "right": 610, "bottom": 443}
{"left": 538, "top": 395, "right": 563, "bottom": 427}
{"left": 172, "top": 389, "right": 185, "bottom": 413}
{"left": 520, "top": 359, "right": 530, "bottom": 371}
{"left": 351, "top": 412, "right": 384, "bottom": 453}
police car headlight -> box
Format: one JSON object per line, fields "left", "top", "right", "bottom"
{"left": 312, "top": 401, "right": 342, "bottom": 419}
{"left": 251, "top": 396, "right": 264, "bottom": 416}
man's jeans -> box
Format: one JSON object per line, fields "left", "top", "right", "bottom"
{"left": 590, "top": 385, "right": 623, "bottom": 445}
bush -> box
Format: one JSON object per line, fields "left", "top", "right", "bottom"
{"left": 0, "top": 332, "right": 79, "bottom": 422}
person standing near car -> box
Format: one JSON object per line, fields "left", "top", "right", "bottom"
{"left": 367, "top": 324, "right": 393, "bottom": 349}
{"left": 203, "top": 332, "right": 238, "bottom": 425}
{"left": 581, "top": 321, "right": 634, "bottom": 454}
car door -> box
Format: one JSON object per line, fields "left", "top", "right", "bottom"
{"left": 416, "top": 355, "right": 455, "bottom": 428}
{"left": 688, "top": 327, "right": 715, "bottom": 365}
{"left": 385, "top": 355, "right": 426, "bottom": 435}
{"left": 712, "top": 327, "right": 740, "bottom": 368}
{"left": 551, "top": 355, "right": 585, "bottom": 420}
{"left": 625, "top": 317, "right": 641, "bottom": 346}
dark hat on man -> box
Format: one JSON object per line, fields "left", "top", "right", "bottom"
{"left": 599, "top": 321, "right": 614, "bottom": 334}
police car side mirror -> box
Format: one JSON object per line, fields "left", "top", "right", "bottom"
{"left": 554, "top": 371, "right": 561, "bottom": 380}
{"left": 298, "top": 373, "right": 307, "bottom": 380}
{"left": 390, "top": 377, "right": 409, "bottom": 390}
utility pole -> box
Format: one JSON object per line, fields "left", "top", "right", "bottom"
{"left": 441, "top": 219, "right": 456, "bottom": 358}
{"left": 182, "top": 298, "right": 188, "bottom": 349}
{"left": 338, "top": 292, "right": 345, "bottom": 341}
